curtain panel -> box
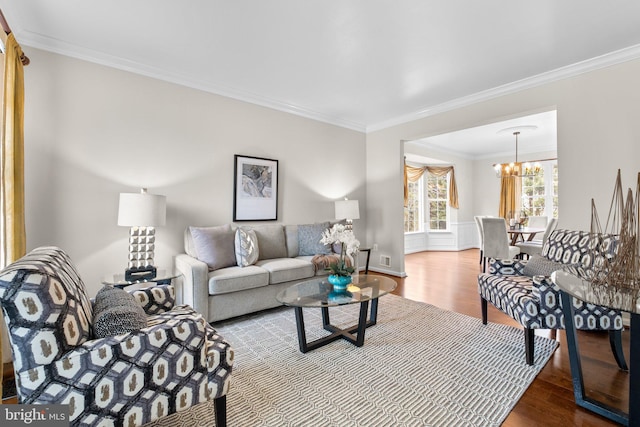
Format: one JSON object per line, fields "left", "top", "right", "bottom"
{"left": 0, "top": 32, "right": 27, "bottom": 401}
{"left": 498, "top": 176, "right": 521, "bottom": 219}
{"left": 404, "top": 162, "right": 459, "bottom": 209}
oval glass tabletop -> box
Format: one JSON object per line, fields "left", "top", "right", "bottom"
{"left": 276, "top": 274, "right": 397, "bottom": 308}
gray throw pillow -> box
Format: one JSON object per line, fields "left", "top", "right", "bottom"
{"left": 190, "top": 224, "right": 237, "bottom": 270}
{"left": 252, "top": 225, "right": 287, "bottom": 260}
{"left": 522, "top": 255, "right": 566, "bottom": 278}
{"left": 298, "top": 222, "right": 332, "bottom": 256}
{"left": 93, "top": 286, "right": 147, "bottom": 338}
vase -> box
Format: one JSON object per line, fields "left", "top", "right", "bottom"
{"left": 327, "top": 274, "right": 352, "bottom": 292}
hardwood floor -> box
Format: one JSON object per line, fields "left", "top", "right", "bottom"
{"left": 390, "top": 249, "right": 628, "bottom": 427}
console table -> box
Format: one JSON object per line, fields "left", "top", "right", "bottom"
{"left": 553, "top": 270, "right": 636, "bottom": 426}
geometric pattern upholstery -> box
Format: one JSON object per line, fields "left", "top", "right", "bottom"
{"left": 478, "top": 230, "right": 623, "bottom": 331}
{"left": 0, "top": 246, "right": 233, "bottom": 427}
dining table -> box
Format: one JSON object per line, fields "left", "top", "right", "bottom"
{"left": 506, "top": 226, "right": 546, "bottom": 245}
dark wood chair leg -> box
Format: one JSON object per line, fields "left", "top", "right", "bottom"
{"left": 480, "top": 297, "right": 488, "bottom": 325}
{"left": 609, "top": 329, "right": 628, "bottom": 371}
{"left": 214, "top": 395, "right": 227, "bottom": 427}
{"left": 525, "top": 328, "right": 535, "bottom": 365}
{"left": 479, "top": 249, "right": 483, "bottom": 265}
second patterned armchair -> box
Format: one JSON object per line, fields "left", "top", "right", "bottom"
{"left": 477, "top": 229, "right": 627, "bottom": 368}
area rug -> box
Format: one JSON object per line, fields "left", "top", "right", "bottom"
{"left": 149, "top": 295, "right": 558, "bottom": 427}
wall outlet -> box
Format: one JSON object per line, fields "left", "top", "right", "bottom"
{"left": 373, "top": 243, "right": 378, "bottom": 251}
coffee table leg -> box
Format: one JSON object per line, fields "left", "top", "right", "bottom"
{"left": 321, "top": 306, "right": 330, "bottom": 328}
{"left": 369, "top": 298, "right": 379, "bottom": 325}
{"left": 294, "top": 307, "right": 309, "bottom": 353}
{"left": 355, "top": 300, "right": 370, "bottom": 347}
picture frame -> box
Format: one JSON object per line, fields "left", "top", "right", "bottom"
{"left": 233, "top": 155, "right": 279, "bottom": 221}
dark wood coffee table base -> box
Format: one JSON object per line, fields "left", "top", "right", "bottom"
{"left": 294, "top": 298, "right": 379, "bottom": 353}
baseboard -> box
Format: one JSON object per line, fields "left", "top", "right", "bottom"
{"left": 367, "top": 266, "right": 407, "bottom": 277}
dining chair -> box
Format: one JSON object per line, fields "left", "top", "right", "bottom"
{"left": 517, "top": 217, "right": 558, "bottom": 258}
{"left": 525, "top": 216, "right": 549, "bottom": 242}
{"left": 481, "top": 217, "right": 521, "bottom": 272}
{"left": 474, "top": 215, "right": 487, "bottom": 266}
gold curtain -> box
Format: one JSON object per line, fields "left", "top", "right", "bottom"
{"left": 498, "top": 176, "right": 521, "bottom": 219}
{"left": 404, "top": 161, "right": 459, "bottom": 209}
{"left": 0, "top": 32, "right": 27, "bottom": 402}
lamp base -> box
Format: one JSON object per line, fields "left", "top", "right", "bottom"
{"left": 125, "top": 266, "right": 157, "bottom": 282}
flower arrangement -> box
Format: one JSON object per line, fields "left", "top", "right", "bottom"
{"left": 320, "top": 223, "right": 360, "bottom": 277}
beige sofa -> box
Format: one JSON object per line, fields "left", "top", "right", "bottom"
{"left": 175, "top": 221, "right": 345, "bottom": 322}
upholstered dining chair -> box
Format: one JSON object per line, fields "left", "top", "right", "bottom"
{"left": 480, "top": 217, "right": 520, "bottom": 272}
{"left": 517, "top": 217, "right": 558, "bottom": 258}
{"left": 0, "top": 246, "right": 233, "bottom": 427}
{"left": 474, "top": 216, "right": 487, "bottom": 266}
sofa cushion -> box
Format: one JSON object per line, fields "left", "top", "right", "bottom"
{"left": 298, "top": 222, "right": 331, "bottom": 256}
{"left": 93, "top": 286, "right": 147, "bottom": 338}
{"left": 522, "top": 255, "right": 566, "bottom": 278}
{"left": 252, "top": 224, "right": 287, "bottom": 260}
{"left": 190, "top": 224, "right": 237, "bottom": 270}
{"left": 208, "top": 265, "right": 269, "bottom": 295}
{"left": 254, "top": 258, "right": 315, "bottom": 284}
{"left": 285, "top": 224, "right": 299, "bottom": 258}
{"left": 235, "top": 228, "right": 259, "bottom": 267}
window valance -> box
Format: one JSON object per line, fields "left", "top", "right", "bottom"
{"left": 404, "top": 162, "right": 459, "bottom": 209}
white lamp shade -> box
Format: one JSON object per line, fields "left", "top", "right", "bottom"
{"left": 118, "top": 191, "right": 167, "bottom": 227}
{"left": 335, "top": 199, "right": 360, "bottom": 220}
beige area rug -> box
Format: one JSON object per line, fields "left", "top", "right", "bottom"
{"left": 149, "top": 294, "right": 558, "bottom": 426}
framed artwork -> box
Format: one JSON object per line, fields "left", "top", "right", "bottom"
{"left": 233, "top": 155, "right": 279, "bottom": 221}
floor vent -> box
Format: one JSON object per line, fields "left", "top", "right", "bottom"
{"left": 380, "top": 255, "right": 391, "bottom": 267}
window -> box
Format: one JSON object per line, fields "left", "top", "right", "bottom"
{"left": 521, "top": 160, "right": 558, "bottom": 218}
{"left": 404, "top": 179, "right": 422, "bottom": 232}
{"left": 404, "top": 171, "right": 450, "bottom": 233}
{"left": 427, "top": 174, "right": 449, "bottom": 231}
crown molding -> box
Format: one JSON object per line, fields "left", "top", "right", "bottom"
{"left": 17, "top": 31, "right": 368, "bottom": 133}
{"left": 367, "top": 43, "right": 640, "bottom": 133}
{"left": 17, "top": 28, "right": 640, "bottom": 135}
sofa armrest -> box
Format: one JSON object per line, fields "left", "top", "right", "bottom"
{"left": 175, "top": 253, "right": 210, "bottom": 318}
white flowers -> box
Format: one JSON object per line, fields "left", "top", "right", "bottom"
{"left": 320, "top": 223, "right": 360, "bottom": 256}
{"left": 320, "top": 223, "right": 360, "bottom": 277}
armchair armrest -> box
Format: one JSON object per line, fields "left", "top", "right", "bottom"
{"left": 175, "top": 253, "right": 209, "bottom": 318}
{"left": 129, "top": 284, "right": 175, "bottom": 315}
{"left": 17, "top": 306, "right": 233, "bottom": 426}
{"left": 488, "top": 258, "right": 527, "bottom": 276}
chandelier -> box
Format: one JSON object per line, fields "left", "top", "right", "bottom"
{"left": 494, "top": 131, "right": 542, "bottom": 178}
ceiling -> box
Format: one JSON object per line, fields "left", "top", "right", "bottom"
{"left": 406, "top": 110, "right": 557, "bottom": 160}
{"left": 4, "top": 1, "right": 640, "bottom": 132}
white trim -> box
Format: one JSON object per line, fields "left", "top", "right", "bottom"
{"left": 16, "top": 29, "right": 640, "bottom": 134}
{"left": 368, "top": 43, "right": 640, "bottom": 132}
{"left": 17, "top": 32, "right": 367, "bottom": 132}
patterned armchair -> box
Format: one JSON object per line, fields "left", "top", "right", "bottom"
{"left": 477, "top": 229, "right": 627, "bottom": 368}
{"left": 0, "top": 247, "right": 233, "bottom": 427}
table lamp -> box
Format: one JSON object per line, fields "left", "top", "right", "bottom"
{"left": 118, "top": 188, "right": 166, "bottom": 281}
{"left": 335, "top": 198, "right": 360, "bottom": 231}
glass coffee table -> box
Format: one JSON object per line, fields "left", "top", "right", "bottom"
{"left": 276, "top": 274, "right": 397, "bottom": 353}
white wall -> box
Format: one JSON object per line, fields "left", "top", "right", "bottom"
{"left": 366, "top": 59, "right": 640, "bottom": 276}
{"left": 23, "top": 48, "right": 366, "bottom": 296}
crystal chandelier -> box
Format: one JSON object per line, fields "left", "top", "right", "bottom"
{"left": 494, "top": 131, "right": 542, "bottom": 178}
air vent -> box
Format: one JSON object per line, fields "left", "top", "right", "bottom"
{"left": 380, "top": 255, "right": 391, "bottom": 267}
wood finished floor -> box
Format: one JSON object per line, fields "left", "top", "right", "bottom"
{"left": 390, "top": 249, "right": 628, "bottom": 426}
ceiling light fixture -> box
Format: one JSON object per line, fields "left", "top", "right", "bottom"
{"left": 493, "top": 131, "right": 542, "bottom": 178}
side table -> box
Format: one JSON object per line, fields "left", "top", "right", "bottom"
{"left": 102, "top": 269, "right": 181, "bottom": 290}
